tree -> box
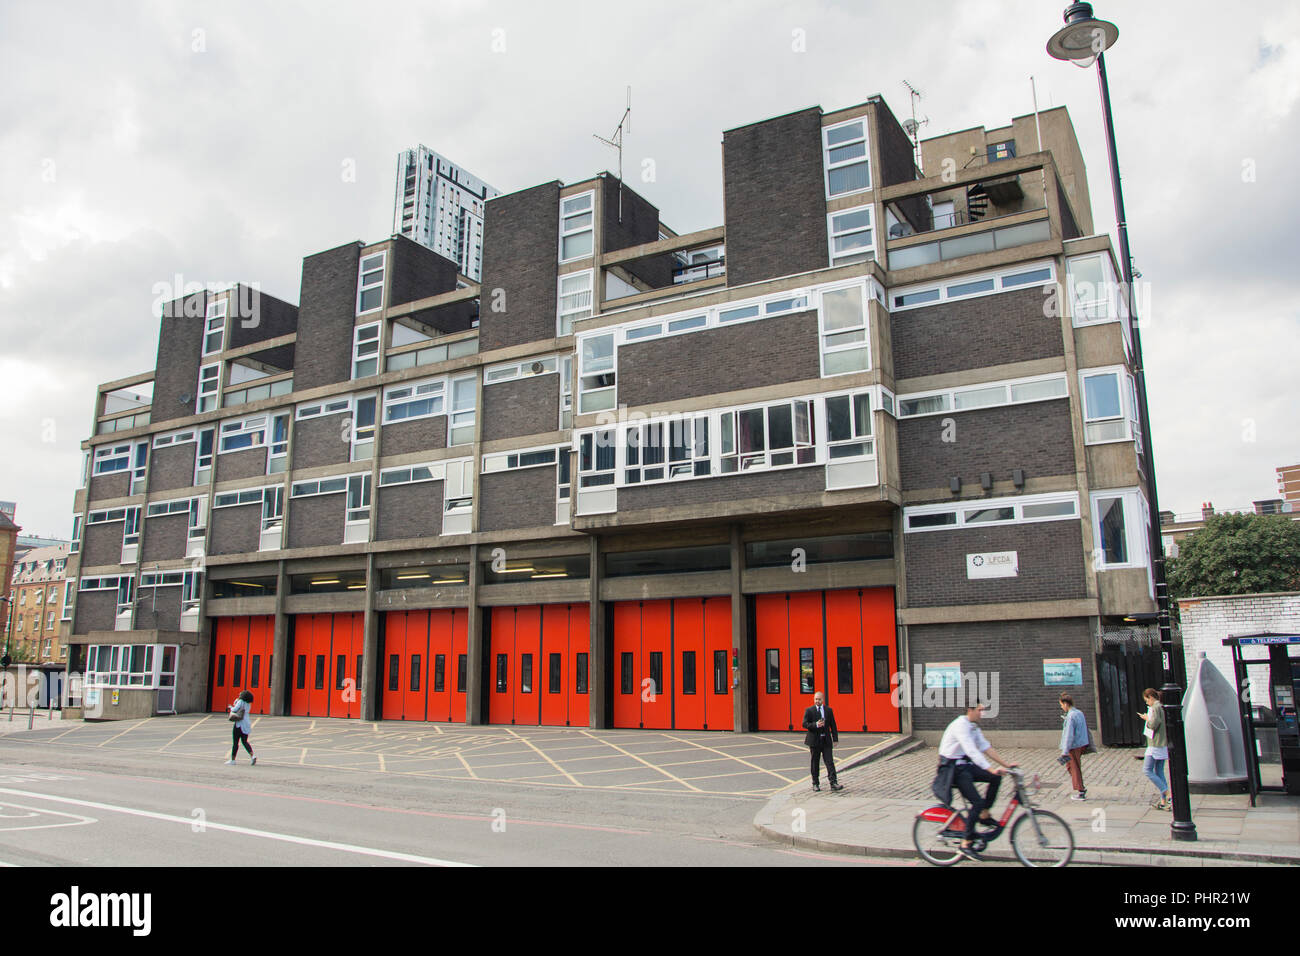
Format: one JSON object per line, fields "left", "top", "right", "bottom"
{"left": 1167, "top": 512, "right": 1300, "bottom": 599}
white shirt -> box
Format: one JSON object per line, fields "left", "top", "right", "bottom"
{"left": 938, "top": 715, "right": 992, "bottom": 769}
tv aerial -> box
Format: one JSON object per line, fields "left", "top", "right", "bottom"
{"left": 594, "top": 86, "right": 632, "bottom": 223}
{"left": 901, "top": 80, "right": 929, "bottom": 168}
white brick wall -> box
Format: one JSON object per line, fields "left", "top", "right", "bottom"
{"left": 1179, "top": 592, "right": 1300, "bottom": 704}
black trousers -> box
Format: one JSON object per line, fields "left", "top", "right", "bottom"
{"left": 809, "top": 737, "right": 837, "bottom": 785}
{"left": 231, "top": 726, "right": 253, "bottom": 759}
{"left": 953, "top": 764, "right": 1000, "bottom": 836}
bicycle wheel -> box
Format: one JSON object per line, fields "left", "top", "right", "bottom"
{"left": 1010, "top": 809, "right": 1074, "bottom": 867}
{"left": 912, "top": 811, "right": 964, "bottom": 866}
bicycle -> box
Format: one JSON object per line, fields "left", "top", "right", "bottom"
{"left": 912, "top": 767, "right": 1074, "bottom": 867}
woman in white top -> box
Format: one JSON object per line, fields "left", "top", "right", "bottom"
{"left": 1139, "top": 687, "right": 1169, "bottom": 809}
{"left": 226, "top": 689, "right": 257, "bottom": 765}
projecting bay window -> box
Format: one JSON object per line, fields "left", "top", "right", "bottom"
{"left": 819, "top": 282, "right": 869, "bottom": 376}
{"left": 352, "top": 323, "right": 381, "bottom": 379}
{"left": 577, "top": 332, "right": 615, "bottom": 413}
{"left": 197, "top": 364, "right": 220, "bottom": 413}
{"left": 1081, "top": 367, "right": 1140, "bottom": 447}
{"left": 203, "top": 298, "right": 228, "bottom": 356}
{"left": 558, "top": 270, "right": 593, "bottom": 336}
{"left": 1090, "top": 489, "right": 1150, "bottom": 578}
{"left": 356, "top": 252, "right": 386, "bottom": 315}
{"left": 559, "top": 191, "right": 594, "bottom": 263}
{"left": 720, "top": 400, "right": 815, "bottom": 473}
{"left": 825, "top": 393, "right": 872, "bottom": 459}
{"left": 828, "top": 205, "right": 875, "bottom": 266}
{"left": 823, "top": 119, "right": 871, "bottom": 198}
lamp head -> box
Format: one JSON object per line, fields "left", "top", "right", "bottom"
{"left": 1047, "top": 2, "right": 1118, "bottom": 67}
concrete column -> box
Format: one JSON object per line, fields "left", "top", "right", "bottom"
{"left": 464, "top": 544, "right": 483, "bottom": 725}
{"left": 730, "top": 524, "right": 752, "bottom": 732}
{"left": 587, "top": 535, "right": 606, "bottom": 728}
{"left": 270, "top": 561, "right": 289, "bottom": 715}
{"left": 359, "top": 552, "right": 380, "bottom": 721}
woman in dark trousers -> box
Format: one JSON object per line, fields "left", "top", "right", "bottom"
{"left": 226, "top": 689, "right": 257, "bottom": 765}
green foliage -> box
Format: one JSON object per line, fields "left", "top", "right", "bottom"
{"left": 1167, "top": 513, "right": 1300, "bottom": 599}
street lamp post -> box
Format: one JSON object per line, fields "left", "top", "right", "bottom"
{"left": 1047, "top": 2, "right": 1196, "bottom": 841}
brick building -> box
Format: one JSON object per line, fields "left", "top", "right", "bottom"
{"left": 6, "top": 544, "right": 71, "bottom": 663}
{"left": 62, "top": 94, "right": 1155, "bottom": 740}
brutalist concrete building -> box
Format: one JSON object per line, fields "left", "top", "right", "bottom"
{"left": 62, "top": 95, "right": 1154, "bottom": 742}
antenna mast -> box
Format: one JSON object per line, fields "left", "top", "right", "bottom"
{"left": 901, "top": 80, "right": 929, "bottom": 171}
{"left": 594, "top": 86, "right": 632, "bottom": 223}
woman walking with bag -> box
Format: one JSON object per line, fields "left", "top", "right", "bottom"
{"left": 1059, "top": 692, "right": 1089, "bottom": 801}
{"left": 1139, "top": 688, "right": 1170, "bottom": 809}
{"left": 226, "top": 689, "right": 257, "bottom": 766}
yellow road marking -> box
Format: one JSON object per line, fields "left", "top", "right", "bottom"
{"left": 161, "top": 715, "right": 210, "bottom": 749}
{"left": 97, "top": 718, "right": 153, "bottom": 747}
{"left": 751, "top": 734, "right": 807, "bottom": 751}
{"left": 659, "top": 732, "right": 797, "bottom": 783}
{"left": 578, "top": 730, "right": 702, "bottom": 792}
{"left": 454, "top": 751, "right": 478, "bottom": 779}
{"left": 498, "top": 732, "right": 586, "bottom": 788}
{"left": 299, "top": 748, "right": 307, "bottom": 765}
{"left": 377, "top": 753, "right": 386, "bottom": 773}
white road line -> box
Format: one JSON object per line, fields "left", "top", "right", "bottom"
{"left": 0, "top": 788, "right": 473, "bottom": 867}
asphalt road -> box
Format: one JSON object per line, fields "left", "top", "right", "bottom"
{"left": 0, "top": 717, "right": 914, "bottom": 867}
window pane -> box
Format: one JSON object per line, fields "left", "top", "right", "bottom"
{"left": 828, "top": 142, "right": 867, "bottom": 164}
{"left": 825, "top": 122, "right": 863, "bottom": 146}
{"left": 837, "top": 647, "right": 853, "bottom": 694}
{"left": 963, "top": 507, "right": 1015, "bottom": 524}
{"left": 682, "top": 651, "right": 696, "bottom": 696}
{"left": 621, "top": 652, "right": 634, "bottom": 695}
{"left": 1084, "top": 373, "right": 1122, "bottom": 419}
{"left": 768, "top": 404, "right": 794, "bottom": 449}
{"left": 766, "top": 649, "right": 780, "bottom": 693}
{"left": 822, "top": 286, "right": 864, "bottom": 331}
{"left": 1098, "top": 496, "right": 1128, "bottom": 563}
{"left": 649, "top": 652, "right": 663, "bottom": 696}
{"left": 548, "top": 653, "right": 561, "bottom": 695}
{"left": 496, "top": 654, "right": 508, "bottom": 693}
{"left": 388, "top": 654, "right": 399, "bottom": 692}
{"left": 823, "top": 348, "right": 868, "bottom": 375}
{"left": 297, "top": 655, "right": 306, "bottom": 690}
{"left": 826, "top": 396, "right": 851, "bottom": 442}
{"left": 799, "top": 648, "right": 815, "bottom": 694}
{"left": 1010, "top": 378, "right": 1067, "bottom": 402}
{"left": 521, "top": 654, "right": 533, "bottom": 694}
{"left": 576, "top": 653, "right": 589, "bottom": 695}
{"left": 250, "top": 654, "right": 260, "bottom": 689}
{"left": 873, "top": 647, "right": 891, "bottom": 694}
{"left": 457, "top": 655, "right": 467, "bottom": 693}
{"left": 562, "top": 232, "right": 593, "bottom": 260}
{"left": 828, "top": 163, "right": 869, "bottom": 195}
{"left": 714, "top": 650, "right": 728, "bottom": 695}
{"left": 410, "top": 655, "right": 421, "bottom": 693}
{"left": 1021, "top": 500, "right": 1076, "bottom": 519}
{"left": 434, "top": 655, "right": 446, "bottom": 693}
{"left": 233, "top": 654, "right": 242, "bottom": 687}
{"left": 832, "top": 209, "right": 871, "bottom": 233}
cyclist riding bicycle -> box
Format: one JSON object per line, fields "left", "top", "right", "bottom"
{"left": 933, "top": 701, "right": 1018, "bottom": 861}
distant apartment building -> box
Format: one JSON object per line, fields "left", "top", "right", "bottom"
{"left": 7, "top": 544, "right": 71, "bottom": 663}
{"left": 0, "top": 504, "right": 18, "bottom": 659}
{"left": 63, "top": 92, "right": 1159, "bottom": 742}
{"left": 1159, "top": 498, "right": 1299, "bottom": 558}
{"left": 1278, "top": 464, "right": 1300, "bottom": 513}
{"left": 392, "top": 146, "right": 500, "bottom": 282}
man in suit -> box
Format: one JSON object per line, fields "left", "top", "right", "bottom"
{"left": 802, "top": 691, "right": 843, "bottom": 792}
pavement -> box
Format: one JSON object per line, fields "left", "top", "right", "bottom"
{"left": 754, "top": 738, "right": 1300, "bottom": 866}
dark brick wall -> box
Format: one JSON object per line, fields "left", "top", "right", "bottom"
{"left": 381, "top": 414, "right": 447, "bottom": 457}
{"left": 892, "top": 288, "right": 1060, "bottom": 381}
{"left": 210, "top": 504, "right": 262, "bottom": 556}
{"left": 600, "top": 175, "right": 671, "bottom": 288}
{"left": 295, "top": 243, "right": 362, "bottom": 391}
{"left": 907, "top": 617, "right": 1093, "bottom": 730}
{"left": 480, "top": 468, "right": 556, "bottom": 533}
{"left": 226, "top": 287, "right": 299, "bottom": 352}
{"left": 897, "top": 400, "right": 1075, "bottom": 491}
{"left": 134, "top": 585, "right": 182, "bottom": 632}
{"left": 479, "top": 183, "right": 562, "bottom": 352}
{"left": 215, "top": 447, "right": 267, "bottom": 483}
{"left": 619, "top": 312, "right": 821, "bottom": 408}
{"left": 88, "top": 473, "right": 130, "bottom": 502}
{"left": 73, "top": 591, "right": 117, "bottom": 634}
{"left": 723, "top": 107, "right": 828, "bottom": 286}
{"left": 903, "top": 521, "right": 1086, "bottom": 608}
{"left": 141, "top": 514, "right": 188, "bottom": 563}
{"left": 82, "top": 522, "right": 124, "bottom": 568}
{"left": 482, "top": 375, "right": 559, "bottom": 441}
{"left": 377, "top": 481, "right": 443, "bottom": 541}
{"left": 617, "top": 466, "right": 824, "bottom": 513}
{"left": 287, "top": 492, "right": 345, "bottom": 549}
{"left": 148, "top": 445, "right": 196, "bottom": 494}
{"left": 389, "top": 235, "right": 460, "bottom": 308}
{"left": 151, "top": 293, "right": 206, "bottom": 427}
{"left": 293, "top": 414, "right": 351, "bottom": 470}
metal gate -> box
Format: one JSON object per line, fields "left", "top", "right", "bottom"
{"left": 1095, "top": 627, "right": 1186, "bottom": 746}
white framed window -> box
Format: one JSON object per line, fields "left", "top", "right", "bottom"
{"left": 346, "top": 473, "right": 372, "bottom": 525}
{"left": 70, "top": 515, "right": 83, "bottom": 555}
{"left": 218, "top": 415, "right": 268, "bottom": 454}
{"left": 828, "top": 205, "right": 875, "bottom": 266}
{"left": 898, "top": 373, "right": 1069, "bottom": 418}
{"left": 891, "top": 261, "right": 1057, "bottom": 311}
{"left": 823, "top": 119, "right": 871, "bottom": 198}
{"left": 121, "top": 506, "right": 141, "bottom": 549}
{"left": 261, "top": 486, "right": 284, "bottom": 535}
{"left": 269, "top": 413, "right": 290, "bottom": 473}
{"left": 214, "top": 485, "right": 280, "bottom": 510}
{"left": 61, "top": 582, "right": 74, "bottom": 622}
{"left": 290, "top": 476, "right": 350, "bottom": 498}
{"left": 351, "top": 395, "right": 376, "bottom": 460}
{"left": 1066, "top": 253, "right": 1127, "bottom": 326}
{"left": 356, "top": 251, "right": 386, "bottom": 314}
{"left": 904, "top": 492, "right": 1080, "bottom": 533}
{"left": 560, "top": 356, "right": 573, "bottom": 430}
{"left": 197, "top": 364, "right": 220, "bottom": 413}
{"left": 482, "top": 446, "right": 560, "bottom": 474}
{"left": 203, "top": 298, "right": 228, "bottom": 355}
{"left": 825, "top": 392, "right": 873, "bottom": 459}
{"left": 153, "top": 429, "right": 197, "bottom": 448}
{"left": 383, "top": 378, "right": 444, "bottom": 424}
{"left": 819, "top": 282, "right": 870, "bottom": 376}
{"left": 449, "top": 374, "right": 476, "bottom": 445}
{"left": 195, "top": 428, "right": 214, "bottom": 486}
{"left": 443, "top": 458, "right": 475, "bottom": 516}
{"left": 379, "top": 462, "right": 446, "bottom": 487}
{"left": 352, "top": 323, "right": 381, "bottom": 379}
{"left": 719, "top": 399, "right": 816, "bottom": 473}
{"left": 295, "top": 397, "right": 351, "bottom": 420}
{"left": 484, "top": 355, "right": 559, "bottom": 385}
{"left": 558, "top": 270, "right": 594, "bottom": 335}
{"left": 559, "top": 191, "right": 595, "bottom": 262}
{"left": 1090, "top": 489, "right": 1149, "bottom": 570}
{"left": 1080, "top": 367, "right": 1139, "bottom": 445}
{"left": 577, "top": 332, "right": 616, "bottom": 413}
{"left": 87, "top": 507, "right": 130, "bottom": 526}
{"left": 130, "top": 440, "right": 149, "bottom": 495}
{"left": 93, "top": 443, "right": 132, "bottom": 475}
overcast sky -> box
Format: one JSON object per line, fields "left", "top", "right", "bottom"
{"left": 1, "top": 0, "right": 1297, "bottom": 539}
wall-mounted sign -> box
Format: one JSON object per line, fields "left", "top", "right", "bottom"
{"left": 967, "top": 551, "right": 1018, "bottom": 579}
{"left": 1043, "top": 658, "right": 1083, "bottom": 686}
{"left": 85, "top": 688, "right": 100, "bottom": 707}
{"left": 924, "top": 662, "right": 962, "bottom": 689}
{"left": 111, "top": 689, "right": 120, "bottom": 706}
